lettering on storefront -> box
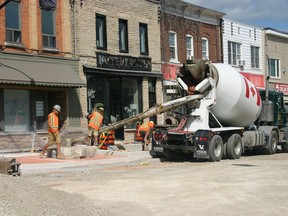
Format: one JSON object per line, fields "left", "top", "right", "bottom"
{"left": 97, "top": 53, "right": 152, "bottom": 71}
{"left": 275, "top": 84, "right": 288, "bottom": 94}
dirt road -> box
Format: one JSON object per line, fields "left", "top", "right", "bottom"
{"left": 1, "top": 152, "right": 288, "bottom": 216}
{"left": 18, "top": 152, "right": 287, "bottom": 216}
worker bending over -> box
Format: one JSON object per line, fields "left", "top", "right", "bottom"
{"left": 138, "top": 121, "right": 155, "bottom": 151}
{"left": 86, "top": 107, "right": 104, "bottom": 146}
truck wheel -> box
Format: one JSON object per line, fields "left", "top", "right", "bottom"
{"left": 222, "top": 142, "right": 227, "bottom": 159}
{"left": 282, "top": 144, "right": 288, "bottom": 153}
{"left": 209, "top": 135, "right": 223, "bottom": 162}
{"left": 266, "top": 130, "right": 278, "bottom": 155}
{"left": 227, "top": 134, "right": 242, "bottom": 159}
{"left": 281, "top": 128, "right": 288, "bottom": 153}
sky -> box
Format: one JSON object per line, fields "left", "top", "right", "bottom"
{"left": 183, "top": 0, "right": 288, "bottom": 32}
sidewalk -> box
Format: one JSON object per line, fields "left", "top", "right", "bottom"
{"left": 0, "top": 143, "right": 154, "bottom": 175}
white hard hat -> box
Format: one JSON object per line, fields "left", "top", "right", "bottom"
{"left": 149, "top": 121, "right": 154, "bottom": 125}
{"left": 53, "top": 104, "right": 61, "bottom": 112}
{"left": 98, "top": 107, "right": 104, "bottom": 111}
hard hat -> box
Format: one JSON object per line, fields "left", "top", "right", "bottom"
{"left": 53, "top": 104, "right": 61, "bottom": 112}
{"left": 98, "top": 107, "right": 104, "bottom": 111}
{"left": 85, "top": 112, "right": 91, "bottom": 119}
{"left": 149, "top": 121, "right": 154, "bottom": 125}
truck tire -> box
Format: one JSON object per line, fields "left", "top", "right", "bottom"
{"left": 227, "top": 134, "right": 242, "bottom": 159}
{"left": 209, "top": 135, "right": 223, "bottom": 162}
{"left": 265, "top": 130, "right": 278, "bottom": 155}
{"left": 222, "top": 142, "right": 227, "bottom": 159}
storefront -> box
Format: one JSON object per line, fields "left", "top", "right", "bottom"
{"left": 0, "top": 55, "right": 85, "bottom": 151}
{"left": 84, "top": 53, "right": 162, "bottom": 140}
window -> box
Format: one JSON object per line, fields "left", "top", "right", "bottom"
{"left": 42, "top": 10, "right": 56, "bottom": 48}
{"left": 4, "top": 89, "right": 30, "bottom": 132}
{"left": 119, "top": 19, "right": 128, "bottom": 52}
{"left": 186, "top": 35, "right": 194, "bottom": 60}
{"left": 139, "top": 23, "right": 149, "bottom": 55}
{"left": 228, "top": 41, "right": 241, "bottom": 65}
{"left": 5, "top": 0, "right": 21, "bottom": 43}
{"left": 96, "top": 14, "right": 107, "bottom": 50}
{"left": 202, "top": 38, "right": 209, "bottom": 60}
{"left": 269, "top": 58, "right": 280, "bottom": 78}
{"left": 169, "top": 31, "right": 178, "bottom": 62}
{"left": 251, "top": 46, "right": 260, "bottom": 68}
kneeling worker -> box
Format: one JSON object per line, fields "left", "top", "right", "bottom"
{"left": 86, "top": 107, "right": 104, "bottom": 146}
{"left": 138, "top": 121, "right": 155, "bottom": 151}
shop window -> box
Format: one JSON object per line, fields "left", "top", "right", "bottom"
{"left": 119, "top": 19, "right": 128, "bottom": 53}
{"left": 4, "top": 89, "right": 30, "bottom": 132}
{"left": 96, "top": 14, "right": 107, "bottom": 50}
{"left": 139, "top": 23, "right": 148, "bottom": 55}
{"left": 42, "top": 10, "right": 56, "bottom": 48}
{"left": 5, "top": 0, "right": 21, "bottom": 43}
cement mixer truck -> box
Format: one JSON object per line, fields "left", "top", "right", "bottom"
{"left": 150, "top": 60, "right": 288, "bottom": 161}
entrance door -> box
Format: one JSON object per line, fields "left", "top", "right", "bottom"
{"left": 109, "top": 78, "right": 124, "bottom": 139}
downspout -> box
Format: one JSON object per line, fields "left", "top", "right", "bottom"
{"left": 219, "top": 18, "right": 224, "bottom": 63}
{"left": 73, "top": 0, "right": 76, "bottom": 58}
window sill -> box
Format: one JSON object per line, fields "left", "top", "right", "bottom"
{"left": 42, "top": 47, "right": 59, "bottom": 53}
{"left": 169, "top": 59, "right": 180, "bottom": 64}
{"left": 4, "top": 42, "right": 25, "bottom": 49}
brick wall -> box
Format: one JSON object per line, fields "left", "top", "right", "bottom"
{"left": 161, "top": 12, "right": 222, "bottom": 63}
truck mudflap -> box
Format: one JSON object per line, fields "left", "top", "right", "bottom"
{"left": 193, "top": 130, "right": 213, "bottom": 159}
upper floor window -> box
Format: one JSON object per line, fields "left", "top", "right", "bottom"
{"left": 228, "top": 41, "right": 241, "bottom": 66}
{"left": 186, "top": 35, "right": 194, "bottom": 60}
{"left": 5, "top": 0, "right": 21, "bottom": 43}
{"left": 42, "top": 10, "right": 56, "bottom": 48}
{"left": 96, "top": 14, "right": 107, "bottom": 50}
{"left": 251, "top": 46, "right": 260, "bottom": 68}
{"left": 119, "top": 19, "right": 128, "bottom": 53}
{"left": 169, "top": 31, "right": 178, "bottom": 62}
{"left": 202, "top": 37, "right": 209, "bottom": 60}
{"left": 269, "top": 58, "right": 280, "bottom": 78}
{"left": 139, "top": 23, "right": 149, "bottom": 55}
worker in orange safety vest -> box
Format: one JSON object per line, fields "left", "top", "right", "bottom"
{"left": 86, "top": 107, "right": 104, "bottom": 146}
{"left": 40, "top": 104, "right": 64, "bottom": 159}
{"left": 138, "top": 121, "right": 155, "bottom": 151}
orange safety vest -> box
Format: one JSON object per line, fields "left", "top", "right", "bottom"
{"left": 48, "top": 112, "right": 59, "bottom": 133}
{"left": 88, "top": 111, "right": 103, "bottom": 130}
{"left": 139, "top": 122, "right": 153, "bottom": 132}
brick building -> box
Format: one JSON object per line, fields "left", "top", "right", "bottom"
{"left": 72, "top": 0, "right": 163, "bottom": 140}
{"left": 0, "top": 0, "right": 84, "bottom": 152}
{"left": 160, "top": 0, "right": 224, "bottom": 104}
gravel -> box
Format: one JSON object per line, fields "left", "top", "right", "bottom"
{"left": 0, "top": 174, "right": 116, "bottom": 216}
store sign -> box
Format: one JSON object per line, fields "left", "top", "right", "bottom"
{"left": 240, "top": 72, "right": 265, "bottom": 88}
{"left": 162, "top": 64, "right": 178, "bottom": 81}
{"left": 275, "top": 83, "right": 288, "bottom": 94}
{"left": 97, "top": 53, "right": 151, "bottom": 71}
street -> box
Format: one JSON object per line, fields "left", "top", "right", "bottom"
{"left": 20, "top": 151, "right": 288, "bottom": 216}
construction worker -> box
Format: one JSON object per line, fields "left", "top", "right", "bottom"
{"left": 87, "top": 107, "right": 104, "bottom": 146}
{"left": 40, "top": 105, "right": 64, "bottom": 159}
{"left": 138, "top": 121, "right": 155, "bottom": 151}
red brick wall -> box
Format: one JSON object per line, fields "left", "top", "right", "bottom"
{"left": 161, "top": 12, "right": 222, "bottom": 63}
{"left": 0, "top": 0, "right": 66, "bottom": 56}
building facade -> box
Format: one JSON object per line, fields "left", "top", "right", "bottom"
{"left": 160, "top": 0, "right": 224, "bottom": 110}
{"left": 0, "top": 0, "right": 84, "bottom": 152}
{"left": 264, "top": 28, "right": 288, "bottom": 102}
{"left": 222, "top": 18, "right": 264, "bottom": 88}
{"left": 73, "top": 0, "right": 163, "bottom": 140}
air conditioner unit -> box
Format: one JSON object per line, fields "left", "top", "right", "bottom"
{"left": 238, "top": 60, "right": 245, "bottom": 66}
